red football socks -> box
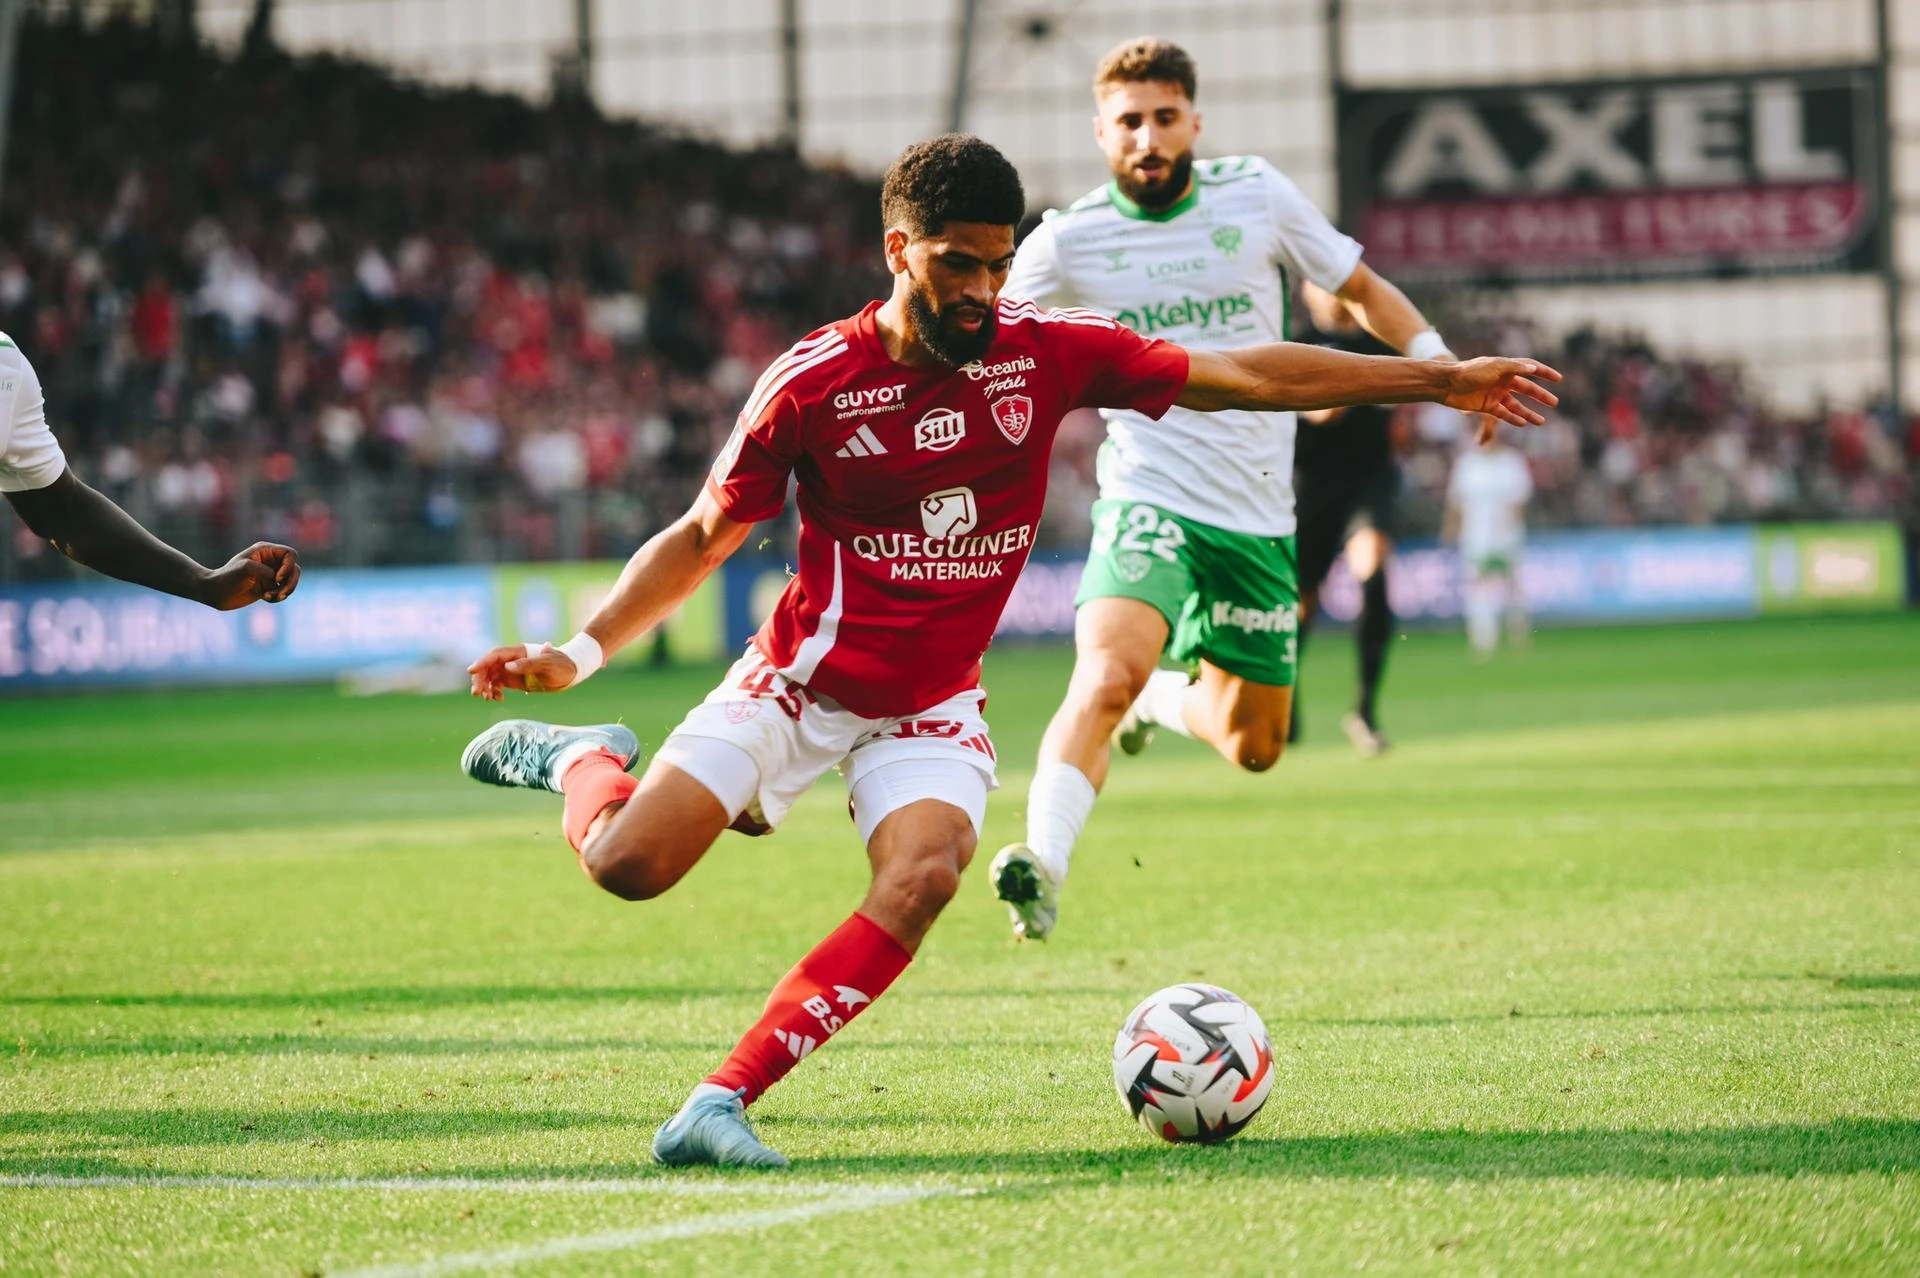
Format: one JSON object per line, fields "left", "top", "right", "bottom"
{"left": 706, "top": 911, "right": 912, "bottom": 1105}
{"left": 560, "top": 749, "right": 638, "bottom": 852}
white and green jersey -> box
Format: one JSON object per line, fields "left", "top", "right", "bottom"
{"left": 1007, "top": 156, "right": 1363, "bottom": 536}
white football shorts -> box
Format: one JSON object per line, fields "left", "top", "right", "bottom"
{"left": 655, "top": 647, "right": 998, "bottom": 844}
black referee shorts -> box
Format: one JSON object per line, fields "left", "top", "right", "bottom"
{"left": 1295, "top": 467, "right": 1399, "bottom": 595}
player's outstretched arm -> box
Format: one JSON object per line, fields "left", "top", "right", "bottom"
{"left": 468, "top": 487, "right": 752, "bottom": 700}
{"left": 4, "top": 468, "right": 299, "bottom": 610}
{"left": 1175, "top": 345, "right": 1561, "bottom": 429}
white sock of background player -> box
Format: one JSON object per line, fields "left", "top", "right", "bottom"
{"left": 1465, "top": 573, "right": 1502, "bottom": 654}
{"left": 1133, "top": 669, "right": 1197, "bottom": 736}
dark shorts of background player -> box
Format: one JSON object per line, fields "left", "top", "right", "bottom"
{"left": 1295, "top": 465, "right": 1400, "bottom": 595}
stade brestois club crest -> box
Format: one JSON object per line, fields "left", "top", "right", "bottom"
{"left": 991, "top": 395, "right": 1033, "bottom": 445}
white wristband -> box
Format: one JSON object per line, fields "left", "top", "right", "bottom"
{"left": 1406, "top": 329, "right": 1453, "bottom": 361}
{"left": 550, "top": 632, "right": 604, "bottom": 685}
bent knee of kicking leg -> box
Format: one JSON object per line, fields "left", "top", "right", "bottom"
{"left": 1228, "top": 729, "right": 1284, "bottom": 773}
{"left": 579, "top": 832, "right": 688, "bottom": 901}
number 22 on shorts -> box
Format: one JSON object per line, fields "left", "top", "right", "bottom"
{"left": 1093, "top": 503, "right": 1186, "bottom": 563}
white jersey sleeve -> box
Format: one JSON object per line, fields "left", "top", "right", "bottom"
{"left": 1005, "top": 215, "right": 1075, "bottom": 307}
{"left": 0, "top": 339, "right": 67, "bottom": 493}
{"left": 1259, "top": 160, "right": 1364, "bottom": 293}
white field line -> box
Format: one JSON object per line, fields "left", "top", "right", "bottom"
{"left": 0, "top": 1172, "right": 885, "bottom": 1200}
{"left": 331, "top": 1185, "right": 951, "bottom": 1278}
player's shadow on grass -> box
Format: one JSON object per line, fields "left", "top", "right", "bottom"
{"left": 0, "top": 1106, "right": 622, "bottom": 1150}
{"left": 0, "top": 984, "right": 1115, "bottom": 1012}
{"left": 1822, "top": 973, "right": 1920, "bottom": 991}
{"left": 0, "top": 985, "right": 739, "bottom": 1010}
{"left": 798, "top": 1117, "right": 1920, "bottom": 1182}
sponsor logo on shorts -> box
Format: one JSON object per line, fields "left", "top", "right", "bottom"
{"left": 1210, "top": 600, "right": 1299, "bottom": 634}
{"left": 991, "top": 394, "right": 1033, "bottom": 445}
{"left": 914, "top": 407, "right": 967, "bottom": 452}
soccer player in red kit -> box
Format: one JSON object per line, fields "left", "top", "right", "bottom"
{"left": 460, "top": 134, "right": 1558, "bottom": 1167}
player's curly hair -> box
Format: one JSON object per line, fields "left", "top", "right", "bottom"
{"left": 1094, "top": 36, "right": 1197, "bottom": 101}
{"left": 881, "top": 134, "right": 1026, "bottom": 237}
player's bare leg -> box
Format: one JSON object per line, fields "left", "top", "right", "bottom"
{"left": 1343, "top": 527, "right": 1393, "bottom": 758}
{"left": 1177, "top": 662, "right": 1292, "bottom": 773}
{"left": 995, "top": 598, "right": 1166, "bottom": 940}
{"left": 656, "top": 798, "right": 974, "bottom": 1167}
{"left": 574, "top": 760, "right": 732, "bottom": 900}
{"left": 1042, "top": 596, "right": 1169, "bottom": 790}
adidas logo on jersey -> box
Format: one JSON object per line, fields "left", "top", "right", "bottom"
{"left": 834, "top": 424, "right": 888, "bottom": 458}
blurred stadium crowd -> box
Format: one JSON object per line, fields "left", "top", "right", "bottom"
{"left": 1, "top": 17, "right": 1911, "bottom": 581}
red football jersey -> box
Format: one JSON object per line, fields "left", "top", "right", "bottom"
{"left": 707, "top": 296, "right": 1189, "bottom": 718}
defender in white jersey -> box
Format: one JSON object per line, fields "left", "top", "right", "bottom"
{"left": 992, "top": 37, "right": 1460, "bottom": 940}
{"left": 1445, "top": 422, "right": 1535, "bottom": 657}
{"left": 1, "top": 334, "right": 300, "bottom": 609}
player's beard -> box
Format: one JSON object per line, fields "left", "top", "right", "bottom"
{"left": 1114, "top": 148, "right": 1195, "bottom": 211}
{"left": 906, "top": 288, "right": 997, "bottom": 367}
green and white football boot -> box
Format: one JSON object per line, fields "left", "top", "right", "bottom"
{"left": 989, "top": 843, "right": 1061, "bottom": 942}
{"left": 1111, "top": 700, "right": 1156, "bottom": 757}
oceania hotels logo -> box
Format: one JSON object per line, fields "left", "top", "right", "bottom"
{"left": 961, "top": 354, "right": 1035, "bottom": 398}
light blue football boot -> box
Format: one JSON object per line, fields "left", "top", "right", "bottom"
{"left": 652, "top": 1084, "right": 790, "bottom": 1169}
{"left": 459, "top": 720, "right": 640, "bottom": 792}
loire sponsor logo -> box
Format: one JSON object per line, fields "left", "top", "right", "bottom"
{"left": 833, "top": 384, "right": 907, "bottom": 418}
{"left": 991, "top": 394, "right": 1033, "bottom": 445}
{"left": 1145, "top": 256, "right": 1208, "bottom": 280}
{"left": 914, "top": 407, "right": 967, "bottom": 452}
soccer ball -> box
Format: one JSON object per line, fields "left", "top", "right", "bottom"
{"left": 1112, "top": 983, "right": 1274, "bottom": 1143}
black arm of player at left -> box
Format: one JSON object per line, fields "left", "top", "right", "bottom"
{"left": 4, "top": 468, "right": 300, "bottom": 610}
{"left": 1175, "top": 345, "right": 1561, "bottom": 428}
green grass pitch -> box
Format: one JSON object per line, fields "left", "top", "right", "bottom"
{"left": 2, "top": 614, "right": 1917, "bottom": 1276}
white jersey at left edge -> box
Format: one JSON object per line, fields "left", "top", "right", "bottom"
{"left": 0, "top": 335, "right": 66, "bottom": 492}
{"left": 1007, "top": 155, "right": 1362, "bottom": 537}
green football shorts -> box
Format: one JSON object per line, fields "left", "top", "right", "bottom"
{"left": 1076, "top": 499, "right": 1300, "bottom": 687}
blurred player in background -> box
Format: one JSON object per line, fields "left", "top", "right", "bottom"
{"left": 994, "top": 36, "right": 1458, "bottom": 940}
{"left": 1444, "top": 420, "right": 1535, "bottom": 657}
{"left": 458, "top": 134, "right": 1558, "bottom": 1167}
{"left": 1294, "top": 281, "right": 1403, "bottom": 757}
{"left": 1, "top": 336, "right": 300, "bottom": 609}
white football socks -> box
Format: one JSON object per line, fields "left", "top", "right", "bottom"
{"left": 1025, "top": 761, "right": 1096, "bottom": 884}
{"left": 1465, "top": 578, "right": 1502, "bottom": 654}
{"left": 1135, "top": 669, "right": 1197, "bottom": 737}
